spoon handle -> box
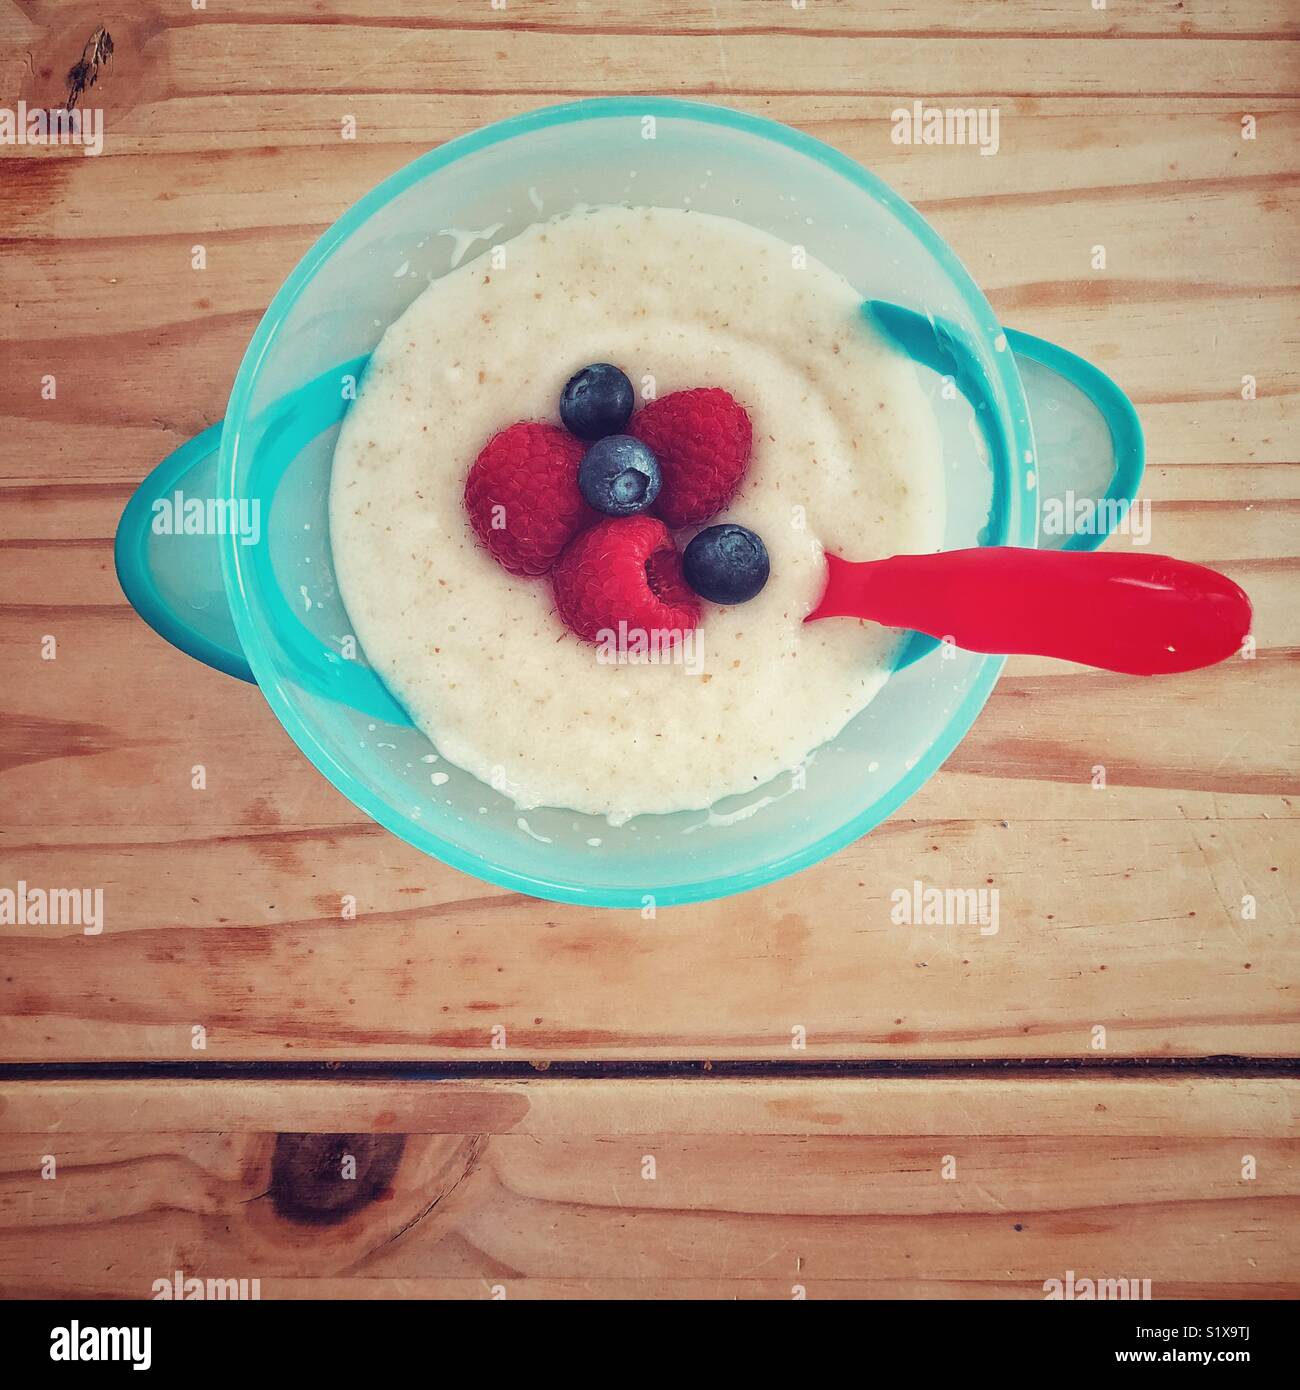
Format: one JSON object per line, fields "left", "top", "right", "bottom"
{"left": 807, "top": 548, "right": 1252, "bottom": 675}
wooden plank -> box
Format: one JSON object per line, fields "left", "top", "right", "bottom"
{"left": 8, "top": 6, "right": 1299, "bottom": 109}
{"left": 4, "top": 1074, "right": 1297, "bottom": 1133}
{"left": 0, "top": 1076, "right": 1294, "bottom": 1298}
{"left": 15, "top": 0, "right": 1297, "bottom": 41}
{"left": 0, "top": 807, "right": 1295, "bottom": 1060}
{"left": 0, "top": 3, "right": 1296, "bottom": 1067}
{"left": 7, "top": 93, "right": 1296, "bottom": 166}
{"left": 103, "top": 29, "right": 1300, "bottom": 101}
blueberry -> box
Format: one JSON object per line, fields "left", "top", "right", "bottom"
{"left": 560, "top": 363, "right": 635, "bottom": 440}
{"left": 578, "top": 435, "right": 662, "bottom": 517}
{"left": 683, "top": 524, "right": 770, "bottom": 604}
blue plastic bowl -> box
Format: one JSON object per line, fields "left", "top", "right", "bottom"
{"left": 116, "top": 98, "right": 1142, "bottom": 907}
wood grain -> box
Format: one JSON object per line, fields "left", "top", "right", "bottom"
{"left": 0, "top": 1, "right": 1297, "bottom": 1070}
{"left": 0, "top": 1076, "right": 1295, "bottom": 1299}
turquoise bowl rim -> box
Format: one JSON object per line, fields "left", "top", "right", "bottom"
{"left": 221, "top": 96, "right": 1038, "bottom": 908}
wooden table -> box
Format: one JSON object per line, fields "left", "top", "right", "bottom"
{"left": 1, "top": 1, "right": 1296, "bottom": 1300}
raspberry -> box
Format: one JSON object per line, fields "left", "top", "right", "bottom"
{"left": 628, "top": 388, "right": 752, "bottom": 528}
{"left": 464, "top": 422, "right": 591, "bottom": 576}
{"left": 551, "top": 514, "right": 700, "bottom": 645}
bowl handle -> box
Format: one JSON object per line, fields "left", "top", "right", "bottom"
{"left": 114, "top": 421, "right": 255, "bottom": 682}
{"left": 1004, "top": 327, "right": 1146, "bottom": 552}
{"left": 117, "top": 361, "right": 414, "bottom": 725}
{"left": 865, "top": 302, "right": 1145, "bottom": 550}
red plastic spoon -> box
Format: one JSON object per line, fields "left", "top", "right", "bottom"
{"left": 806, "top": 548, "right": 1252, "bottom": 675}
